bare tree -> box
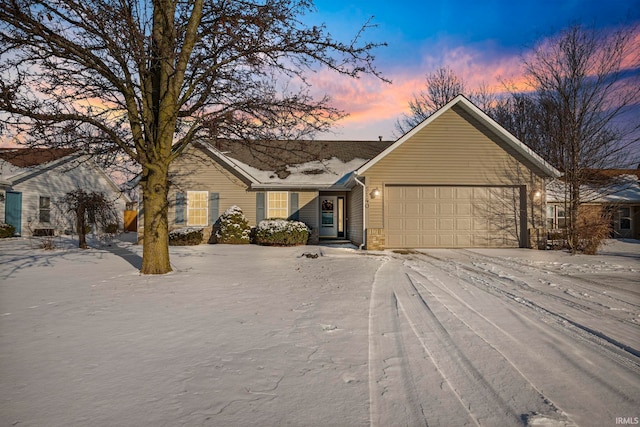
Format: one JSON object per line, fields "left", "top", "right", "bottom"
{"left": 0, "top": 0, "right": 386, "bottom": 273}
{"left": 396, "top": 66, "right": 466, "bottom": 134}
{"left": 61, "top": 189, "right": 118, "bottom": 249}
{"left": 521, "top": 24, "right": 640, "bottom": 252}
{"left": 395, "top": 66, "right": 497, "bottom": 135}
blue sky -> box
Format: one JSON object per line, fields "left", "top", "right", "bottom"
{"left": 307, "top": 0, "right": 640, "bottom": 140}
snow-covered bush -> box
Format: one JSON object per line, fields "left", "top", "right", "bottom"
{"left": 254, "top": 219, "right": 310, "bottom": 246}
{"left": 214, "top": 205, "right": 251, "bottom": 244}
{"left": 0, "top": 223, "right": 16, "bottom": 238}
{"left": 169, "top": 227, "right": 204, "bottom": 246}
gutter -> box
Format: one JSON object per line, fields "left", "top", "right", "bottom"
{"left": 353, "top": 174, "right": 366, "bottom": 250}
{"left": 250, "top": 183, "right": 350, "bottom": 191}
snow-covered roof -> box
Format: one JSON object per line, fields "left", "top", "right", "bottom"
{"left": 198, "top": 139, "right": 392, "bottom": 189}
{"left": 546, "top": 173, "right": 640, "bottom": 204}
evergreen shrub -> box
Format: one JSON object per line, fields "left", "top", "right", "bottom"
{"left": 214, "top": 206, "right": 251, "bottom": 244}
{"left": 0, "top": 223, "right": 15, "bottom": 238}
{"left": 254, "top": 219, "right": 310, "bottom": 246}
{"left": 169, "top": 227, "right": 204, "bottom": 246}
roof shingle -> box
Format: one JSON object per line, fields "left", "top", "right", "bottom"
{"left": 0, "top": 148, "right": 77, "bottom": 168}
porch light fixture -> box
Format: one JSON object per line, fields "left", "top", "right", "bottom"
{"left": 370, "top": 188, "right": 380, "bottom": 199}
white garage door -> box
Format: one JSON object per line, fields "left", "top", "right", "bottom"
{"left": 386, "top": 186, "right": 523, "bottom": 248}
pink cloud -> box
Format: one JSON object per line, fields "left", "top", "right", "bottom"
{"left": 308, "top": 45, "right": 530, "bottom": 134}
{"left": 313, "top": 21, "right": 639, "bottom": 134}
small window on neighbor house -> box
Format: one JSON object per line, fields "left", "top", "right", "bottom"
{"left": 267, "top": 192, "right": 288, "bottom": 219}
{"left": 546, "top": 205, "right": 555, "bottom": 229}
{"left": 619, "top": 207, "right": 631, "bottom": 230}
{"left": 557, "top": 206, "right": 567, "bottom": 228}
{"left": 39, "top": 196, "right": 51, "bottom": 223}
{"left": 186, "top": 191, "right": 208, "bottom": 226}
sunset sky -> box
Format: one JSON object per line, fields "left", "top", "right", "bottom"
{"left": 1, "top": 1, "right": 638, "bottom": 147}
{"left": 308, "top": 0, "right": 640, "bottom": 140}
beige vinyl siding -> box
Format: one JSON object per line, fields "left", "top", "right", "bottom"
{"left": 347, "top": 184, "right": 363, "bottom": 245}
{"left": 168, "top": 147, "right": 320, "bottom": 232}
{"left": 363, "top": 107, "right": 545, "bottom": 230}
{"left": 291, "top": 191, "right": 318, "bottom": 230}
{"left": 168, "top": 146, "right": 256, "bottom": 229}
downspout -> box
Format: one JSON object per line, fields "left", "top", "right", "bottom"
{"left": 354, "top": 175, "right": 366, "bottom": 250}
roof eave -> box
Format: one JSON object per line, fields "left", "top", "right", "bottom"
{"left": 250, "top": 183, "right": 351, "bottom": 191}
{"left": 199, "top": 141, "right": 259, "bottom": 184}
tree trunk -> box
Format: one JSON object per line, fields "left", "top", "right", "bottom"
{"left": 568, "top": 177, "right": 580, "bottom": 253}
{"left": 77, "top": 205, "right": 87, "bottom": 249}
{"left": 140, "top": 163, "right": 172, "bottom": 274}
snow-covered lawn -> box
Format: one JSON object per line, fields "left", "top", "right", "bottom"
{"left": 1, "top": 236, "right": 638, "bottom": 426}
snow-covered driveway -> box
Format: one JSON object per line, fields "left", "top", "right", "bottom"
{"left": 369, "top": 246, "right": 640, "bottom": 427}
{"left": 0, "top": 237, "right": 638, "bottom": 426}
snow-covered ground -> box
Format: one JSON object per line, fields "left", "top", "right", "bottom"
{"left": 1, "top": 236, "right": 638, "bottom": 427}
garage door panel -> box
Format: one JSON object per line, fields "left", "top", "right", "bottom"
{"left": 439, "top": 218, "right": 454, "bottom": 230}
{"left": 404, "top": 187, "right": 420, "bottom": 199}
{"left": 456, "top": 187, "right": 473, "bottom": 199}
{"left": 456, "top": 203, "right": 472, "bottom": 216}
{"left": 388, "top": 203, "right": 404, "bottom": 216}
{"left": 405, "top": 218, "right": 420, "bottom": 231}
{"left": 422, "top": 235, "right": 437, "bottom": 246}
{"left": 439, "top": 187, "right": 454, "bottom": 199}
{"left": 422, "top": 218, "right": 437, "bottom": 230}
{"left": 439, "top": 203, "right": 454, "bottom": 215}
{"left": 456, "top": 218, "right": 471, "bottom": 230}
{"left": 438, "top": 234, "right": 454, "bottom": 246}
{"left": 422, "top": 203, "right": 437, "bottom": 216}
{"left": 421, "top": 187, "right": 438, "bottom": 199}
{"left": 387, "top": 186, "right": 404, "bottom": 199}
{"left": 405, "top": 203, "right": 421, "bottom": 215}
{"left": 456, "top": 234, "right": 472, "bottom": 247}
{"left": 387, "top": 217, "right": 404, "bottom": 231}
{"left": 405, "top": 234, "right": 421, "bottom": 247}
{"left": 386, "top": 185, "right": 521, "bottom": 248}
{"left": 387, "top": 234, "right": 403, "bottom": 247}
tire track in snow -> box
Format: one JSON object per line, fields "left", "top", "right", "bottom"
{"left": 411, "top": 250, "right": 640, "bottom": 364}
{"left": 369, "top": 256, "right": 434, "bottom": 427}
{"left": 368, "top": 257, "right": 572, "bottom": 426}
{"left": 403, "top": 267, "right": 638, "bottom": 417}
{"left": 400, "top": 251, "right": 640, "bottom": 425}
{"left": 398, "top": 250, "right": 640, "bottom": 426}
{"left": 455, "top": 248, "right": 640, "bottom": 311}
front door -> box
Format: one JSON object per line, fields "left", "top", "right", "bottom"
{"left": 5, "top": 191, "right": 22, "bottom": 236}
{"left": 320, "top": 196, "right": 337, "bottom": 238}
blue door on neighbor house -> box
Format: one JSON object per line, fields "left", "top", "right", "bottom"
{"left": 5, "top": 191, "right": 22, "bottom": 236}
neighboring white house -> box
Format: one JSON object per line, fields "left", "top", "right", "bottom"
{"left": 0, "top": 148, "right": 130, "bottom": 236}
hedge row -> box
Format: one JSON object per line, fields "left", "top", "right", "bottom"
{"left": 169, "top": 205, "right": 310, "bottom": 246}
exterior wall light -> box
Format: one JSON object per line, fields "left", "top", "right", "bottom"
{"left": 370, "top": 188, "right": 380, "bottom": 199}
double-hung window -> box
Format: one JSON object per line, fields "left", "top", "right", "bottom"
{"left": 619, "top": 207, "right": 631, "bottom": 230}
{"left": 186, "top": 191, "right": 208, "bottom": 226}
{"left": 39, "top": 196, "right": 51, "bottom": 223}
{"left": 546, "top": 204, "right": 567, "bottom": 229}
{"left": 267, "top": 191, "right": 288, "bottom": 219}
